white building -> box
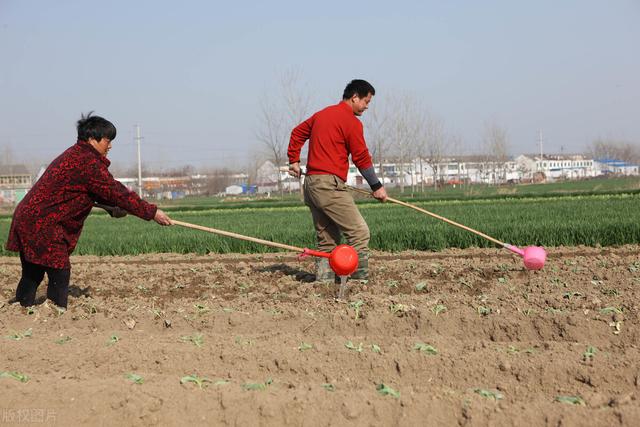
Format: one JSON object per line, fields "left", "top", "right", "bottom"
{"left": 515, "top": 154, "right": 598, "bottom": 181}
{"left": 255, "top": 161, "right": 300, "bottom": 193}
{"left": 594, "top": 159, "right": 639, "bottom": 176}
{"left": 0, "top": 164, "right": 32, "bottom": 205}
{"left": 224, "top": 184, "right": 243, "bottom": 195}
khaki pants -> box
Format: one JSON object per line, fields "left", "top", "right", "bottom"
{"left": 303, "top": 174, "right": 370, "bottom": 254}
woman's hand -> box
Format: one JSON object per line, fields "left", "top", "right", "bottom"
{"left": 153, "top": 209, "right": 172, "bottom": 226}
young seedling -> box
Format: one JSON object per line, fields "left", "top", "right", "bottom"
{"left": 234, "top": 336, "right": 254, "bottom": 346}
{"left": 125, "top": 373, "right": 144, "bottom": 385}
{"left": 600, "top": 288, "right": 619, "bottom": 297}
{"left": 149, "top": 308, "right": 164, "bottom": 318}
{"left": 600, "top": 307, "right": 623, "bottom": 315}
{"left": 432, "top": 304, "right": 447, "bottom": 315}
{"left": 181, "top": 334, "right": 204, "bottom": 348}
{"left": 562, "top": 291, "right": 582, "bottom": 300}
{"left": 194, "top": 303, "right": 210, "bottom": 315}
{"left": 414, "top": 342, "right": 438, "bottom": 355}
{"left": 213, "top": 379, "right": 230, "bottom": 386}
{"left": 507, "top": 345, "right": 519, "bottom": 355}
{"left": 0, "top": 371, "right": 29, "bottom": 383}
{"left": 107, "top": 334, "right": 120, "bottom": 346}
{"left": 349, "top": 300, "right": 364, "bottom": 320}
{"left": 345, "top": 341, "right": 363, "bottom": 352}
{"left": 583, "top": 346, "right": 597, "bottom": 361}
{"left": 54, "top": 336, "right": 72, "bottom": 345}
{"left": 80, "top": 302, "right": 98, "bottom": 316}
{"left": 376, "top": 383, "right": 400, "bottom": 398}
{"left": 386, "top": 280, "right": 399, "bottom": 289}
{"left": 26, "top": 307, "right": 36, "bottom": 315}
{"left": 555, "top": 395, "right": 585, "bottom": 405}
{"left": 322, "top": 383, "right": 336, "bottom": 392}
{"left": 237, "top": 282, "right": 252, "bottom": 293}
{"left": 477, "top": 306, "right": 491, "bottom": 316}
{"left": 242, "top": 378, "right": 273, "bottom": 391}
{"left": 497, "top": 277, "right": 507, "bottom": 284}
{"left": 298, "top": 342, "right": 313, "bottom": 352}
{"left": 549, "top": 277, "right": 565, "bottom": 286}
{"left": 458, "top": 278, "right": 472, "bottom": 289}
{"left": 505, "top": 345, "right": 533, "bottom": 354}
{"left": 415, "top": 282, "right": 428, "bottom": 292}
{"left": 6, "top": 328, "right": 32, "bottom": 341}
{"left": 181, "top": 374, "right": 212, "bottom": 389}
{"left": 389, "top": 303, "right": 411, "bottom": 314}
{"left": 430, "top": 263, "right": 444, "bottom": 275}
{"left": 474, "top": 388, "right": 504, "bottom": 400}
{"left": 371, "top": 344, "right": 382, "bottom": 354}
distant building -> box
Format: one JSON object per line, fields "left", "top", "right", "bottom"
{"left": 515, "top": 154, "right": 597, "bottom": 181}
{"left": 224, "top": 184, "right": 257, "bottom": 196}
{"left": 595, "top": 159, "right": 639, "bottom": 176}
{"left": 225, "top": 184, "right": 243, "bottom": 195}
{"left": 117, "top": 176, "right": 201, "bottom": 200}
{"left": 256, "top": 161, "right": 300, "bottom": 193}
{"left": 0, "top": 164, "right": 32, "bottom": 205}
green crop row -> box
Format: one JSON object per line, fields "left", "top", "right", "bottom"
{"left": 0, "top": 193, "right": 637, "bottom": 256}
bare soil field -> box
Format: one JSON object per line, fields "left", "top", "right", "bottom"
{"left": 1, "top": 245, "right": 639, "bottom": 426}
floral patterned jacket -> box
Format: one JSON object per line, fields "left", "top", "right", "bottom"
{"left": 6, "top": 140, "right": 157, "bottom": 268}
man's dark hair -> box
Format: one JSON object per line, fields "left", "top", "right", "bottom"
{"left": 77, "top": 112, "right": 117, "bottom": 141}
{"left": 342, "top": 79, "right": 375, "bottom": 100}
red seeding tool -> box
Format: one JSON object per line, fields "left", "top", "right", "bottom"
{"left": 170, "top": 220, "right": 359, "bottom": 276}
{"left": 348, "top": 187, "right": 547, "bottom": 270}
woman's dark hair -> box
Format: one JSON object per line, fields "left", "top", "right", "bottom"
{"left": 342, "top": 79, "right": 375, "bottom": 100}
{"left": 77, "top": 112, "right": 117, "bottom": 141}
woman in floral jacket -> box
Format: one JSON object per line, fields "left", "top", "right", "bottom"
{"left": 6, "top": 113, "right": 172, "bottom": 309}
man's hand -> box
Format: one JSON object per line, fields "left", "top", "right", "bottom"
{"left": 153, "top": 209, "right": 172, "bottom": 226}
{"left": 372, "top": 187, "right": 388, "bottom": 202}
{"left": 288, "top": 162, "right": 301, "bottom": 178}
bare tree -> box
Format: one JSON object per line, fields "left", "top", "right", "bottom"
{"left": 1, "top": 145, "right": 14, "bottom": 165}
{"left": 420, "top": 113, "right": 447, "bottom": 191}
{"left": 255, "top": 68, "right": 312, "bottom": 197}
{"left": 364, "top": 100, "right": 391, "bottom": 185}
{"left": 387, "top": 94, "right": 422, "bottom": 193}
{"left": 256, "top": 95, "right": 287, "bottom": 195}
{"left": 588, "top": 137, "right": 640, "bottom": 163}
{"left": 482, "top": 121, "right": 510, "bottom": 185}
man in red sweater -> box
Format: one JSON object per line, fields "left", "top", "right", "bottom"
{"left": 6, "top": 113, "right": 172, "bottom": 309}
{"left": 288, "top": 79, "right": 387, "bottom": 282}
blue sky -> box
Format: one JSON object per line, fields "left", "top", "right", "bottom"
{"left": 0, "top": 0, "right": 638, "bottom": 170}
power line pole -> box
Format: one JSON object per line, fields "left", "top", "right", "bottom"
{"left": 538, "top": 129, "right": 544, "bottom": 159}
{"left": 135, "top": 124, "right": 143, "bottom": 195}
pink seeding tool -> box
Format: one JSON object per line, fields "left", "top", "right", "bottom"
{"left": 348, "top": 187, "right": 547, "bottom": 270}
{"left": 170, "top": 220, "right": 359, "bottom": 276}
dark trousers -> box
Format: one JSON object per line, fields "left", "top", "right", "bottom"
{"left": 15, "top": 253, "right": 71, "bottom": 308}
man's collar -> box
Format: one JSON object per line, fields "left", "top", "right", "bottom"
{"left": 339, "top": 100, "right": 354, "bottom": 115}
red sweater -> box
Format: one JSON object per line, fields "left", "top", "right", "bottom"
{"left": 288, "top": 101, "right": 374, "bottom": 182}
{"left": 6, "top": 140, "right": 157, "bottom": 269}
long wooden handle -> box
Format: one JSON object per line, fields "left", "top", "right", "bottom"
{"left": 348, "top": 186, "right": 505, "bottom": 246}
{"left": 171, "top": 219, "right": 305, "bottom": 253}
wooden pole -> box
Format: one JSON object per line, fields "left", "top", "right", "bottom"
{"left": 171, "top": 220, "right": 305, "bottom": 253}
{"left": 348, "top": 187, "right": 505, "bottom": 246}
